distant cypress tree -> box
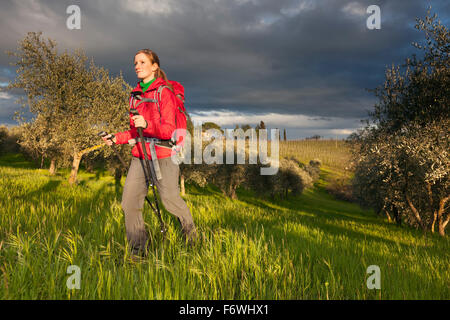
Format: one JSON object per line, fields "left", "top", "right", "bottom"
{"left": 255, "top": 121, "right": 265, "bottom": 138}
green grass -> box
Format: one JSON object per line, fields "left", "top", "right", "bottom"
{"left": 0, "top": 153, "right": 448, "bottom": 299}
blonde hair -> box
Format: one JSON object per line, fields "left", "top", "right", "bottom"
{"left": 135, "top": 49, "right": 172, "bottom": 90}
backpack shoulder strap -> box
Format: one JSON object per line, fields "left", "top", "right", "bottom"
{"left": 154, "top": 85, "right": 172, "bottom": 124}
{"left": 156, "top": 85, "right": 172, "bottom": 104}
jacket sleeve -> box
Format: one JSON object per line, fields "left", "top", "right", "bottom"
{"left": 143, "top": 87, "right": 177, "bottom": 140}
{"left": 114, "top": 115, "right": 138, "bottom": 144}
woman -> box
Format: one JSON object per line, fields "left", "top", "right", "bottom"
{"left": 103, "top": 49, "right": 197, "bottom": 256}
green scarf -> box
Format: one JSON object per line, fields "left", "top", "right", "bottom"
{"left": 140, "top": 77, "right": 156, "bottom": 92}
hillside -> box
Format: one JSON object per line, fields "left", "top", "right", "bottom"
{"left": 0, "top": 153, "right": 448, "bottom": 299}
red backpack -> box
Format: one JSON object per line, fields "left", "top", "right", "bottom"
{"left": 156, "top": 80, "right": 190, "bottom": 151}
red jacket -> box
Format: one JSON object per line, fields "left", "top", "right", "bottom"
{"left": 115, "top": 78, "right": 177, "bottom": 159}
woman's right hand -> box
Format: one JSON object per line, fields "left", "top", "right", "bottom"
{"left": 101, "top": 134, "right": 116, "bottom": 146}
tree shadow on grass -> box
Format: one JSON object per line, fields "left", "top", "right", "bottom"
{"left": 185, "top": 183, "right": 223, "bottom": 197}
{"left": 236, "top": 185, "right": 378, "bottom": 226}
{"left": 217, "top": 188, "right": 429, "bottom": 252}
{"left": 22, "top": 180, "right": 62, "bottom": 201}
{"left": 0, "top": 153, "right": 38, "bottom": 169}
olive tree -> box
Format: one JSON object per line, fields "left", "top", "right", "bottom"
{"left": 8, "top": 32, "right": 131, "bottom": 183}
{"left": 353, "top": 9, "right": 449, "bottom": 235}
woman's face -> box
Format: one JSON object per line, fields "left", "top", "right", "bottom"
{"left": 134, "top": 53, "right": 158, "bottom": 81}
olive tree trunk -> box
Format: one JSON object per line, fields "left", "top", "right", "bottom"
{"left": 49, "top": 158, "right": 57, "bottom": 175}
{"left": 68, "top": 152, "right": 82, "bottom": 185}
{"left": 437, "top": 196, "right": 450, "bottom": 236}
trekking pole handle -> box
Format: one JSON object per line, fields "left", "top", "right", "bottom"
{"left": 98, "top": 131, "right": 115, "bottom": 143}
{"left": 98, "top": 131, "right": 115, "bottom": 141}
{"left": 130, "top": 109, "right": 147, "bottom": 141}
{"left": 130, "top": 109, "right": 148, "bottom": 128}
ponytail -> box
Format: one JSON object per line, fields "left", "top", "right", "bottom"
{"left": 157, "top": 68, "right": 173, "bottom": 91}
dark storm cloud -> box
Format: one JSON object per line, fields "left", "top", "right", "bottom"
{"left": 0, "top": 0, "right": 447, "bottom": 137}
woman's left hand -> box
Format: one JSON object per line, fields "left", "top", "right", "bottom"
{"left": 132, "top": 115, "right": 147, "bottom": 128}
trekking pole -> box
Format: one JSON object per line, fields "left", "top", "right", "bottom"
{"left": 98, "top": 130, "right": 166, "bottom": 235}
{"left": 130, "top": 109, "right": 167, "bottom": 236}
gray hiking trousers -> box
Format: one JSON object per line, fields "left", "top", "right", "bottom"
{"left": 121, "top": 156, "right": 195, "bottom": 252}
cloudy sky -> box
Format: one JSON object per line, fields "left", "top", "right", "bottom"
{"left": 0, "top": 0, "right": 448, "bottom": 138}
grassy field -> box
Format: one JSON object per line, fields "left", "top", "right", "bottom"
{"left": 279, "top": 139, "right": 351, "bottom": 173}
{"left": 0, "top": 151, "right": 449, "bottom": 300}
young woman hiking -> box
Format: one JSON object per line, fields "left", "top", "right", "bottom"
{"left": 103, "top": 49, "right": 197, "bottom": 256}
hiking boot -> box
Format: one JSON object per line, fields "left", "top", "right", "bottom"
{"left": 130, "top": 244, "right": 148, "bottom": 260}
{"left": 182, "top": 224, "right": 198, "bottom": 245}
